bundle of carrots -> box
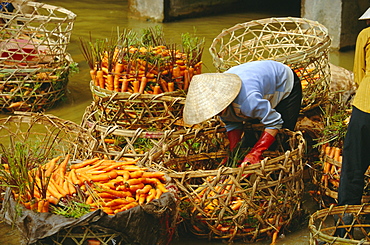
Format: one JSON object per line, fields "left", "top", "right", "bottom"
{"left": 321, "top": 144, "right": 342, "bottom": 189}
{"left": 90, "top": 45, "right": 202, "bottom": 94}
{"left": 80, "top": 27, "right": 204, "bottom": 95}
{"left": 5, "top": 155, "right": 169, "bottom": 216}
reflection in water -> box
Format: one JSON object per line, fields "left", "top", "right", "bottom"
{"left": 0, "top": 1, "right": 356, "bottom": 244}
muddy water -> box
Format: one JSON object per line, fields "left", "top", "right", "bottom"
{"left": 0, "top": 0, "right": 356, "bottom": 244}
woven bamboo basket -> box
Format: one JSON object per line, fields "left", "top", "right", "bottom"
{"left": 81, "top": 98, "right": 224, "bottom": 161}
{"left": 0, "top": 62, "right": 72, "bottom": 112}
{"left": 90, "top": 80, "right": 187, "bottom": 130}
{"left": 0, "top": 1, "right": 76, "bottom": 112}
{"left": 310, "top": 143, "right": 370, "bottom": 208}
{"left": 209, "top": 17, "right": 331, "bottom": 112}
{"left": 0, "top": 112, "right": 95, "bottom": 161}
{"left": 309, "top": 204, "right": 370, "bottom": 244}
{"left": 0, "top": 1, "right": 76, "bottom": 68}
{"left": 141, "top": 128, "right": 306, "bottom": 242}
{"left": 0, "top": 112, "right": 95, "bottom": 207}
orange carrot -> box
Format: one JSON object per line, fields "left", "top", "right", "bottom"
{"left": 70, "top": 158, "right": 100, "bottom": 170}
{"left": 153, "top": 85, "right": 161, "bottom": 94}
{"left": 129, "top": 170, "right": 144, "bottom": 179}
{"left": 37, "top": 199, "right": 45, "bottom": 213}
{"left": 70, "top": 170, "right": 83, "bottom": 186}
{"left": 90, "top": 69, "right": 97, "bottom": 84}
{"left": 107, "top": 74, "right": 114, "bottom": 91}
{"left": 141, "top": 171, "right": 165, "bottom": 179}
{"left": 47, "top": 195, "right": 59, "bottom": 205}
{"left": 104, "top": 198, "right": 130, "bottom": 207}
{"left": 172, "top": 66, "right": 181, "bottom": 79}
{"left": 129, "top": 183, "right": 145, "bottom": 193}
{"left": 133, "top": 79, "right": 140, "bottom": 93}
{"left": 188, "top": 66, "right": 194, "bottom": 81}
{"left": 137, "top": 184, "right": 152, "bottom": 195}
{"left": 146, "top": 188, "right": 157, "bottom": 203}
{"left": 47, "top": 182, "right": 64, "bottom": 200}
{"left": 159, "top": 78, "right": 169, "bottom": 92}
{"left": 125, "top": 178, "right": 142, "bottom": 186}
{"left": 138, "top": 193, "right": 147, "bottom": 205}
{"left": 114, "top": 75, "right": 121, "bottom": 92}
{"left": 155, "top": 182, "right": 168, "bottom": 193}
{"left": 114, "top": 62, "right": 124, "bottom": 74}
{"left": 45, "top": 156, "right": 62, "bottom": 178}
{"left": 121, "top": 76, "right": 129, "bottom": 92}
{"left": 230, "top": 199, "right": 243, "bottom": 210}
{"left": 139, "top": 76, "right": 148, "bottom": 94}
{"left": 96, "top": 70, "right": 105, "bottom": 89}
{"left": 168, "top": 82, "right": 175, "bottom": 92}
{"left": 89, "top": 171, "right": 118, "bottom": 182}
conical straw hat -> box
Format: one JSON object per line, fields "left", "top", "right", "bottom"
{"left": 359, "top": 7, "right": 370, "bottom": 20}
{"left": 183, "top": 73, "right": 242, "bottom": 125}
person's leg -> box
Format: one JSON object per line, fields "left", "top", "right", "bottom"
{"left": 275, "top": 70, "right": 302, "bottom": 131}
{"left": 338, "top": 106, "right": 370, "bottom": 205}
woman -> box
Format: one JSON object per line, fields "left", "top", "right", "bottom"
{"left": 183, "top": 60, "right": 302, "bottom": 166}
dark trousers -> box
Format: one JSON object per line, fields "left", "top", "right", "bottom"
{"left": 338, "top": 106, "right": 370, "bottom": 205}
{"left": 275, "top": 70, "right": 302, "bottom": 131}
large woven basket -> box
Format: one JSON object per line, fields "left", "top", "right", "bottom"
{"left": 0, "top": 63, "right": 72, "bottom": 112}
{"left": 0, "top": 1, "right": 76, "bottom": 68}
{"left": 309, "top": 204, "right": 370, "bottom": 244}
{"left": 89, "top": 80, "right": 187, "bottom": 131}
{"left": 81, "top": 98, "right": 224, "bottom": 161}
{"left": 209, "top": 17, "right": 331, "bottom": 112}
{"left": 0, "top": 1, "right": 76, "bottom": 112}
{"left": 310, "top": 143, "right": 370, "bottom": 208}
{"left": 141, "top": 128, "right": 306, "bottom": 243}
{"left": 0, "top": 112, "right": 95, "bottom": 161}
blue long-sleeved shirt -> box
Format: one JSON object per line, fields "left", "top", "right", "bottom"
{"left": 220, "top": 60, "right": 294, "bottom": 131}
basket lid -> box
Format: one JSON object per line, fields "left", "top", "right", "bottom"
{"left": 183, "top": 73, "right": 241, "bottom": 125}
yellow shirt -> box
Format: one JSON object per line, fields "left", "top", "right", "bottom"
{"left": 353, "top": 26, "right": 370, "bottom": 113}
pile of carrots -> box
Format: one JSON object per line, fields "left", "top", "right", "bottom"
{"left": 321, "top": 145, "right": 342, "bottom": 189}
{"left": 6, "top": 155, "right": 169, "bottom": 215}
{"left": 91, "top": 45, "right": 202, "bottom": 94}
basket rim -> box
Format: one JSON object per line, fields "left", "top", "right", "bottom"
{"left": 143, "top": 129, "right": 305, "bottom": 171}
{"left": 90, "top": 80, "right": 186, "bottom": 103}
{"left": 209, "top": 16, "right": 331, "bottom": 71}
{"left": 309, "top": 204, "right": 370, "bottom": 245}
{"left": 0, "top": 1, "right": 76, "bottom": 21}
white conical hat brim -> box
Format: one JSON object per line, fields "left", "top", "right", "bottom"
{"left": 359, "top": 7, "right": 370, "bottom": 20}
{"left": 183, "top": 73, "right": 242, "bottom": 125}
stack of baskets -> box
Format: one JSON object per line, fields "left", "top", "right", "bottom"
{"left": 209, "top": 17, "right": 332, "bottom": 112}
{"left": 0, "top": 1, "right": 76, "bottom": 112}
{"left": 81, "top": 27, "right": 206, "bottom": 160}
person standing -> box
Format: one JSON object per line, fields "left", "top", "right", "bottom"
{"left": 337, "top": 7, "right": 370, "bottom": 207}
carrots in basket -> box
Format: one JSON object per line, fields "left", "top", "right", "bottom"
{"left": 10, "top": 155, "right": 170, "bottom": 216}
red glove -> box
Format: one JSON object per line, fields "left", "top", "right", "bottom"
{"left": 240, "top": 131, "right": 275, "bottom": 166}
{"left": 227, "top": 128, "right": 243, "bottom": 151}
{"left": 220, "top": 129, "right": 243, "bottom": 165}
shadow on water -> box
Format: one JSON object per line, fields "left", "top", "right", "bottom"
{"left": 0, "top": 0, "right": 355, "bottom": 244}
